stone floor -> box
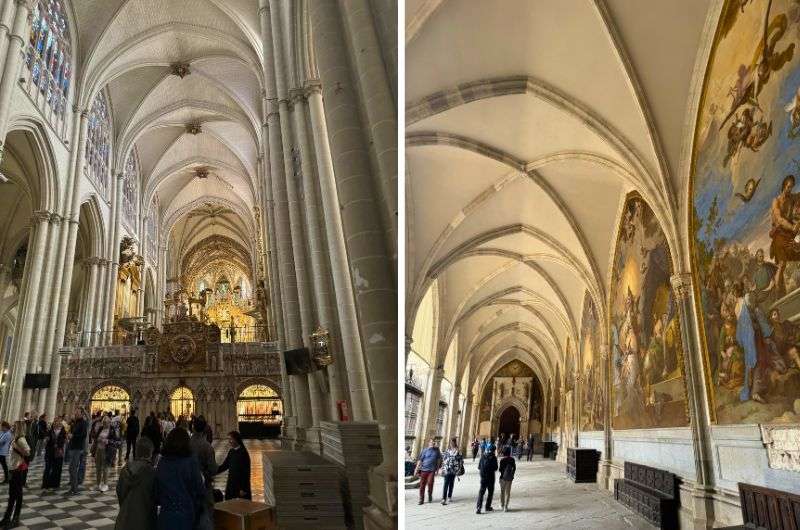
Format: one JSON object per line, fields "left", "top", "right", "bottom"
{"left": 0, "top": 439, "right": 277, "bottom": 530}
{"left": 405, "top": 456, "right": 655, "bottom": 529}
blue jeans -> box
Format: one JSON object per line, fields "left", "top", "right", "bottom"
{"left": 67, "top": 449, "right": 83, "bottom": 492}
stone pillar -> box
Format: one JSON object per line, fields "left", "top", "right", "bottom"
{"left": 306, "top": 85, "right": 373, "bottom": 420}
{"left": 0, "top": 0, "right": 18, "bottom": 79}
{"left": 339, "top": 0, "right": 398, "bottom": 268}
{"left": 103, "top": 173, "right": 124, "bottom": 341}
{"left": 444, "top": 383, "right": 460, "bottom": 446}
{"left": 82, "top": 258, "right": 100, "bottom": 343}
{"left": 91, "top": 260, "right": 109, "bottom": 344}
{"left": 600, "top": 344, "right": 612, "bottom": 490}
{"left": 420, "top": 366, "right": 444, "bottom": 445}
{"left": 459, "top": 393, "right": 474, "bottom": 454}
{"left": 259, "top": 0, "right": 308, "bottom": 445}
{"left": 0, "top": 0, "right": 32, "bottom": 171}
{"left": 308, "top": 6, "right": 398, "bottom": 524}
{"left": 3, "top": 210, "right": 50, "bottom": 419}
{"left": 290, "top": 89, "right": 345, "bottom": 420}
{"left": 671, "top": 273, "right": 716, "bottom": 529}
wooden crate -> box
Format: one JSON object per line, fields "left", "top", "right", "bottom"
{"left": 214, "top": 499, "right": 276, "bottom": 530}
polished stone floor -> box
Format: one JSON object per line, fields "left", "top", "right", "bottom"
{"left": 0, "top": 439, "right": 277, "bottom": 530}
{"left": 405, "top": 456, "right": 654, "bottom": 529}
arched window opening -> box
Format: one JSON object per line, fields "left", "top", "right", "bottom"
{"left": 85, "top": 92, "right": 112, "bottom": 196}
{"left": 26, "top": 0, "right": 72, "bottom": 119}
{"left": 90, "top": 385, "right": 130, "bottom": 416}
{"left": 237, "top": 384, "right": 282, "bottom": 439}
{"left": 170, "top": 386, "right": 194, "bottom": 419}
{"left": 122, "top": 150, "right": 139, "bottom": 228}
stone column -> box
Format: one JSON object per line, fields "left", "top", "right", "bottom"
{"left": 0, "top": 0, "right": 32, "bottom": 171}
{"left": 82, "top": 258, "right": 100, "bottom": 343}
{"left": 306, "top": 85, "right": 373, "bottom": 420}
{"left": 0, "top": 0, "right": 18, "bottom": 79}
{"left": 91, "top": 261, "right": 109, "bottom": 345}
{"left": 459, "top": 393, "right": 474, "bottom": 454}
{"left": 420, "top": 366, "right": 444, "bottom": 445}
{"left": 290, "top": 89, "right": 346, "bottom": 420}
{"left": 103, "top": 173, "right": 124, "bottom": 340}
{"left": 671, "top": 273, "right": 716, "bottom": 528}
{"left": 308, "top": 7, "right": 398, "bottom": 525}
{"left": 600, "top": 344, "right": 612, "bottom": 490}
{"left": 444, "top": 382, "right": 460, "bottom": 445}
{"left": 259, "top": 0, "right": 309, "bottom": 445}
{"left": 339, "top": 0, "right": 398, "bottom": 269}
{"left": 3, "top": 210, "right": 50, "bottom": 419}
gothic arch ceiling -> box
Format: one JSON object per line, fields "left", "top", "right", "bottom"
{"left": 67, "top": 0, "right": 262, "bottom": 264}
{"left": 407, "top": 0, "right": 713, "bottom": 391}
{"left": 168, "top": 203, "right": 253, "bottom": 279}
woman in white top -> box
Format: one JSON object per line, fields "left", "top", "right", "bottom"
{"left": 92, "top": 417, "right": 112, "bottom": 492}
{"left": 0, "top": 420, "right": 30, "bottom": 527}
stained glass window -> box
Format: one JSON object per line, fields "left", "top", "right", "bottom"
{"left": 26, "top": 0, "right": 72, "bottom": 116}
{"left": 122, "top": 150, "right": 138, "bottom": 227}
{"left": 170, "top": 386, "right": 194, "bottom": 419}
{"left": 237, "top": 384, "right": 282, "bottom": 423}
{"left": 84, "top": 92, "right": 111, "bottom": 194}
{"left": 90, "top": 385, "right": 130, "bottom": 416}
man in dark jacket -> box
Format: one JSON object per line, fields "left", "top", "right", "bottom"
{"left": 190, "top": 418, "right": 218, "bottom": 530}
{"left": 125, "top": 410, "right": 139, "bottom": 461}
{"left": 35, "top": 415, "right": 48, "bottom": 458}
{"left": 66, "top": 408, "right": 88, "bottom": 495}
{"left": 115, "top": 437, "right": 157, "bottom": 530}
{"left": 476, "top": 444, "right": 498, "bottom": 514}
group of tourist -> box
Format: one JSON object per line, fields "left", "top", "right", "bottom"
{"left": 0, "top": 407, "right": 251, "bottom": 530}
{"left": 413, "top": 436, "right": 518, "bottom": 514}
{"left": 472, "top": 433, "right": 534, "bottom": 462}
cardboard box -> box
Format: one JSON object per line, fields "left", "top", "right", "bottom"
{"left": 214, "top": 499, "right": 276, "bottom": 530}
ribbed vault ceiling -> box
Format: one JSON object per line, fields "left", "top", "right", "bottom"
{"left": 406, "top": 0, "right": 713, "bottom": 397}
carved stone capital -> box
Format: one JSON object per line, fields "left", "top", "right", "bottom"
{"left": 289, "top": 88, "right": 306, "bottom": 104}
{"left": 670, "top": 273, "right": 693, "bottom": 302}
{"left": 49, "top": 213, "right": 62, "bottom": 224}
{"left": 32, "top": 210, "right": 52, "bottom": 223}
{"left": 304, "top": 80, "right": 323, "bottom": 97}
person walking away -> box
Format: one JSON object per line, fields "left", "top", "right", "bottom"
{"left": 105, "top": 418, "right": 122, "bottom": 470}
{"left": 202, "top": 417, "right": 213, "bottom": 444}
{"left": 413, "top": 438, "right": 441, "bottom": 505}
{"left": 189, "top": 417, "right": 218, "bottom": 530}
{"left": 142, "top": 413, "right": 162, "bottom": 464}
{"left": 156, "top": 428, "right": 205, "bottom": 529}
{"left": 0, "top": 421, "right": 30, "bottom": 527}
{"left": 216, "top": 431, "right": 251, "bottom": 500}
{"left": 471, "top": 438, "right": 479, "bottom": 461}
{"left": 441, "top": 438, "right": 463, "bottom": 505}
{"left": 498, "top": 446, "right": 517, "bottom": 512}
{"left": 125, "top": 410, "right": 140, "bottom": 462}
{"left": 115, "top": 437, "right": 157, "bottom": 530}
{"left": 0, "top": 422, "right": 12, "bottom": 484}
{"left": 35, "top": 414, "right": 48, "bottom": 459}
{"left": 527, "top": 434, "right": 534, "bottom": 461}
{"left": 92, "top": 416, "right": 112, "bottom": 492}
{"left": 66, "top": 408, "right": 88, "bottom": 495}
{"left": 42, "top": 417, "right": 66, "bottom": 491}
{"left": 476, "top": 444, "right": 498, "bottom": 514}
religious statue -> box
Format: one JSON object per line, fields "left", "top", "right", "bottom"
{"left": 65, "top": 320, "right": 79, "bottom": 347}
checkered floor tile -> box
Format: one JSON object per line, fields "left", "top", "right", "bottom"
{"left": 0, "top": 439, "right": 277, "bottom": 529}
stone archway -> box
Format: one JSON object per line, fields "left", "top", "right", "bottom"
{"left": 498, "top": 405, "right": 521, "bottom": 439}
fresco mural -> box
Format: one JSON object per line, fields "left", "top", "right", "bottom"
{"left": 579, "top": 292, "right": 605, "bottom": 431}
{"left": 610, "top": 194, "right": 688, "bottom": 430}
{"left": 691, "top": 0, "right": 800, "bottom": 425}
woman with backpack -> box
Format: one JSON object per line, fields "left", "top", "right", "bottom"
{"left": 498, "top": 446, "right": 517, "bottom": 512}
{"left": 440, "top": 438, "right": 463, "bottom": 505}
{"left": 0, "top": 421, "right": 30, "bottom": 527}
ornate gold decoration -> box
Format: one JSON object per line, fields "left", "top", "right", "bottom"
{"left": 310, "top": 327, "right": 333, "bottom": 367}
{"left": 169, "top": 334, "right": 196, "bottom": 365}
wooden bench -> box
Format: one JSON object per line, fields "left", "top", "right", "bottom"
{"left": 566, "top": 447, "right": 600, "bottom": 483}
{"left": 613, "top": 461, "right": 678, "bottom": 529}
{"left": 718, "top": 482, "right": 800, "bottom": 529}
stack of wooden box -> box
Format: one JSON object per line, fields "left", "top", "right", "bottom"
{"left": 320, "top": 421, "right": 382, "bottom": 529}
{"left": 262, "top": 450, "right": 347, "bottom": 529}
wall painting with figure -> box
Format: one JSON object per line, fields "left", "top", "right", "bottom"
{"left": 579, "top": 292, "right": 605, "bottom": 432}
{"left": 691, "top": 0, "right": 800, "bottom": 424}
{"left": 610, "top": 193, "right": 688, "bottom": 430}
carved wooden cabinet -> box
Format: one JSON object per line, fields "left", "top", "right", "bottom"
{"left": 566, "top": 447, "right": 600, "bottom": 483}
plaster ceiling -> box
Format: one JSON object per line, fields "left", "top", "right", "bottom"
{"left": 406, "top": 0, "right": 713, "bottom": 394}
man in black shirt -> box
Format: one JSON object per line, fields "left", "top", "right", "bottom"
{"left": 125, "top": 410, "right": 140, "bottom": 461}
{"left": 66, "top": 408, "right": 88, "bottom": 495}
{"left": 476, "top": 444, "right": 498, "bottom": 514}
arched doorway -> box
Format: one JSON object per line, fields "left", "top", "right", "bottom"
{"left": 498, "top": 406, "right": 521, "bottom": 439}
{"left": 237, "top": 384, "right": 282, "bottom": 438}
{"left": 170, "top": 386, "right": 194, "bottom": 419}
{"left": 90, "top": 385, "right": 130, "bottom": 416}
